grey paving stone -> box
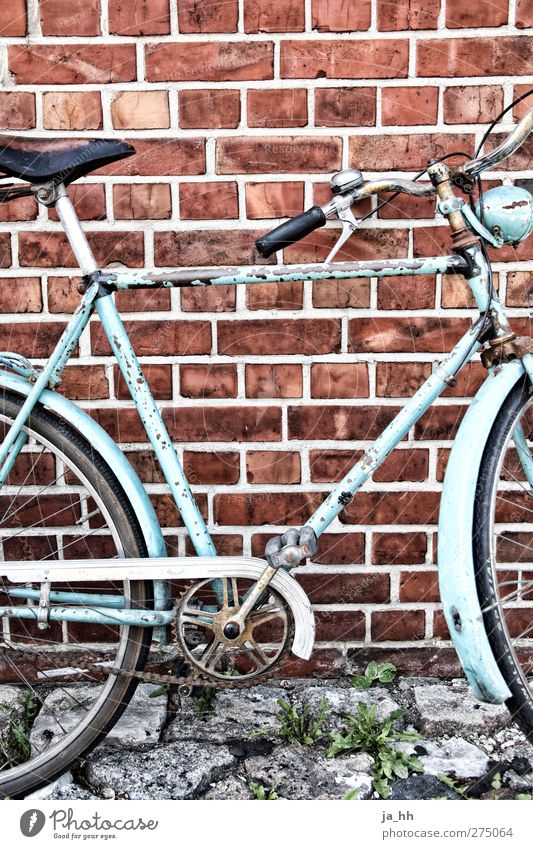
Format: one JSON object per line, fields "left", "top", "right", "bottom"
{"left": 86, "top": 741, "right": 235, "bottom": 800}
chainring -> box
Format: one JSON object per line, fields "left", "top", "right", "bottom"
{"left": 173, "top": 575, "right": 294, "bottom": 684}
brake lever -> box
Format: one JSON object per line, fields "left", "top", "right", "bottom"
{"left": 325, "top": 205, "right": 361, "bottom": 262}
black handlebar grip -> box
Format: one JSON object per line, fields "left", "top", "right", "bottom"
{"left": 255, "top": 206, "right": 327, "bottom": 258}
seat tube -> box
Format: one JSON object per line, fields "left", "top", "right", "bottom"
{"left": 54, "top": 186, "right": 98, "bottom": 276}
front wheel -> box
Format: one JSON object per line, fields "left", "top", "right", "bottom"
{"left": 474, "top": 374, "right": 533, "bottom": 740}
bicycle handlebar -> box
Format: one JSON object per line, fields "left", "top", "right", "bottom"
{"left": 255, "top": 105, "right": 533, "bottom": 259}
{"left": 463, "top": 106, "right": 533, "bottom": 178}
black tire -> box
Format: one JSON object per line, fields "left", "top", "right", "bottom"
{"left": 0, "top": 390, "right": 153, "bottom": 798}
{"left": 474, "top": 373, "right": 533, "bottom": 740}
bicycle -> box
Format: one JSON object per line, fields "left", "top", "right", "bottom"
{"left": 0, "top": 101, "right": 533, "bottom": 799}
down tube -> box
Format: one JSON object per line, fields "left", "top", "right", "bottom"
{"left": 306, "top": 323, "right": 482, "bottom": 536}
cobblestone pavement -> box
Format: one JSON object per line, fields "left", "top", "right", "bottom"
{"left": 10, "top": 676, "right": 532, "bottom": 801}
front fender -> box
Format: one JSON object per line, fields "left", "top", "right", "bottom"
{"left": 438, "top": 358, "right": 526, "bottom": 703}
{"left": 0, "top": 370, "right": 166, "bottom": 559}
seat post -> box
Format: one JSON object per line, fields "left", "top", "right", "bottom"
{"left": 53, "top": 185, "right": 98, "bottom": 276}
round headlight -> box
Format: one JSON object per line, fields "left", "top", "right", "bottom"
{"left": 475, "top": 186, "right": 533, "bottom": 245}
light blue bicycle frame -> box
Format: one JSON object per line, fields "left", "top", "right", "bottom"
{"left": 1, "top": 189, "right": 532, "bottom": 704}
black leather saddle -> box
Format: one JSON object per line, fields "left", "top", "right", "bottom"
{"left": 0, "top": 136, "right": 135, "bottom": 184}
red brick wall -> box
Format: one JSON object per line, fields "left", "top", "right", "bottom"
{"left": 0, "top": 1, "right": 532, "bottom": 677}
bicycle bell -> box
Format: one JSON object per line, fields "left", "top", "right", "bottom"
{"left": 475, "top": 185, "right": 533, "bottom": 245}
{"left": 330, "top": 168, "right": 364, "bottom": 194}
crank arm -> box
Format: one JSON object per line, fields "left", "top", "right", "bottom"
{"left": 3, "top": 556, "right": 315, "bottom": 660}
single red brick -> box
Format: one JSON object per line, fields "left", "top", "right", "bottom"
{"left": 341, "top": 490, "right": 440, "bottom": 526}
{"left": 219, "top": 318, "right": 340, "bottom": 356}
{"left": 145, "top": 41, "right": 273, "bottom": 82}
{"left": 281, "top": 39, "right": 409, "bottom": 79}
{"left": 418, "top": 37, "right": 533, "bottom": 78}
{"left": 99, "top": 138, "right": 205, "bottom": 177}
{"left": 298, "top": 572, "right": 390, "bottom": 605}
{"left": 312, "top": 278, "right": 370, "bottom": 308}
{"left": 514, "top": 84, "right": 533, "bottom": 119}
{"left": 58, "top": 365, "right": 109, "bottom": 401}
{"left": 446, "top": 0, "right": 508, "bottom": 28}
{"left": 9, "top": 45, "right": 136, "bottom": 85}
{"left": 314, "top": 87, "right": 376, "bottom": 127}
{"left": 40, "top": 0, "right": 100, "bottom": 35}
{"left": 183, "top": 451, "right": 240, "bottom": 485}
{"left": 349, "top": 133, "right": 474, "bottom": 171}
{"left": 377, "top": 276, "right": 435, "bottom": 309}
{"left": 155, "top": 229, "right": 268, "bottom": 266}
{"left": 246, "top": 281, "right": 303, "bottom": 310}
{"left": 0, "top": 92, "right": 35, "bottom": 130}
{"left": 312, "top": 0, "right": 371, "bottom": 30}
{"left": 382, "top": 86, "right": 438, "bottom": 126}
{"left": 181, "top": 286, "right": 236, "bottom": 312}
{"left": 315, "top": 533, "right": 366, "bottom": 565}
{"left": 289, "top": 405, "right": 400, "bottom": 441}
{"left": 315, "top": 611, "right": 366, "bottom": 642}
{"left": 179, "top": 89, "right": 241, "bottom": 129}
{"left": 246, "top": 182, "right": 304, "bottom": 218}
{"left": 507, "top": 271, "right": 533, "bottom": 306}
{"left": 162, "top": 406, "right": 282, "bottom": 443}
{"left": 245, "top": 364, "right": 303, "bottom": 398}
{"left": 113, "top": 184, "right": 171, "bottom": 220}
{"left": 311, "top": 363, "right": 369, "bottom": 399}
{"left": 246, "top": 450, "right": 301, "bottom": 484}
{"left": 47, "top": 277, "right": 83, "bottom": 313}
{"left": 217, "top": 136, "right": 342, "bottom": 174}
{"left": 178, "top": 0, "right": 238, "bottom": 31}
{"left": 400, "top": 571, "right": 440, "bottom": 603}
{"left": 376, "top": 362, "right": 432, "bottom": 397}
{"left": 109, "top": 0, "right": 170, "bottom": 34}
{"left": 111, "top": 91, "right": 170, "bottom": 130}
{"left": 414, "top": 405, "right": 466, "bottom": 441}
{"left": 114, "top": 364, "right": 172, "bottom": 401}
{"left": 48, "top": 184, "right": 106, "bottom": 222}
{"left": 350, "top": 317, "right": 470, "bottom": 354}
{"left": 0, "top": 195, "right": 37, "bottom": 222}
{"left": 0, "top": 322, "right": 65, "bottom": 357}
{"left": 43, "top": 91, "right": 102, "bottom": 131}
{"left": 432, "top": 611, "right": 450, "bottom": 640}
{"left": 309, "top": 448, "right": 429, "bottom": 484}
{"left": 116, "top": 289, "right": 171, "bottom": 313}
{"left": 516, "top": 0, "right": 533, "bottom": 26}
{"left": 0, "top": 0, "right": 26, "bottom": 35}
{"left": 373, "top": 449, "right": 429, "bottom": 483}
{"left": 92, "top": 319, "right": 211, "bottom": 356}
{"left": 180, "top": 364, "right": 237, "bottom": 398}
{"left": 443, "top": 85, "right": 504, "bottom": 125}
{"left": 0, "top": 234, "right": 12, "bottom": 268}
{"left": 219, "top": 490, "right": 318, "bottom": 526}
{"left": 244, "top": 0, "right": 304, "bottom": 32}
{"left": 0, "top": 278, "right": 42, "bottom": 313}
{"left": 371, "top": 610, "right": 425, "bottom": 641}
{"left": 248, "top": 89, "right": 307, "bottom": 128}
{"left": 377, "top": 0, "right": 439, "bottom": 30}
{"left": 179, "top": 181, "right": 238, "bottom": 220}
{"left": 372, "top": 532, "right": 427, "bottom": 565}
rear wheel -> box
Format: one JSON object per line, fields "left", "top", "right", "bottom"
{"left": 474, "top": 375, "right": 533, "bottom": 740}
{"left": 0, "top": 391, "right": 153, "bottom": 798}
